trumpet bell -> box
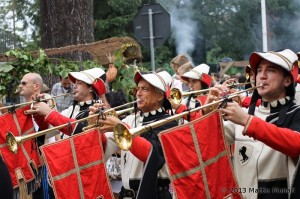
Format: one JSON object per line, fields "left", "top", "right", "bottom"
{"left": 114, "top": 123, "right": 132, "bottom": 151}
{"left": 6, "top": 132, "right": 18, "bottom": 154}
{"left": 169, "top": 88, "right": 182, "bottom": 105}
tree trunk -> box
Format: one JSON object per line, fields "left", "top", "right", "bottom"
{"left": 40, "top": 0, "right": 94, "bottom": 87}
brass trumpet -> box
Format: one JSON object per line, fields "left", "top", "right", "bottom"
{"left": 169, "top": 82, "right": 251, "bottom": 105}
{"left": 114, "top": 86, "right": 261, "bottom": 151}
{"left": 6, "top": 99, "right": 138, "bottom": 153}
{"left": 0, "top": 93, "right": 70, "bottom": 112}
{"left": 6, "top": 114, "right": 95, "bottom": 154}
{"left": 82, "top": 107, "right": 134, "bottom": 131}
{"left": 83, "top": 99, "right": 139, "bottom": 131}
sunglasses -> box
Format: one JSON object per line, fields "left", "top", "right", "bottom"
{"left": 20, "top": 81, "right": 28, "bottom": 86}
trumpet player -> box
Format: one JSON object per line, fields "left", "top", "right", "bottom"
{"left": 222, "top": 65, "right": 261, "bottom": 108}
{"left": 205, "top": 49, "right": 300, "bottom": 199}
{"left": 18, "top": 72, "right": 51, "bottom": 198}
{"left": 171, "top": 63, "right": 213, "bottom": 121}
{"left": 26, "top": 68, "right": 109, "bottom": 138}
{"left": 90, "top": 71, "right": 178, "bottom": 199}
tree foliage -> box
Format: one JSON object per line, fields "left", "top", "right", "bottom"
{"left": 0, "top": 49, "right": 100, "bottom": 99}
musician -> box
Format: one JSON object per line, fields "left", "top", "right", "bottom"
{"left": 206, "top": 49, "right": 300, "bottom": 199}
{"left": 17, "top": 73, "right": 46, "bottom": 198}
{"left": 91, "top": 71, "right": 178, "bottom": 199}
{"left": 171, "top": 64, "right": 213, "bottom": 121}
{"left": 27, "top": 67, "right": 109, "bottom": 138}
{"left": 222, "top": 66, "right": 261, "bottom": 108}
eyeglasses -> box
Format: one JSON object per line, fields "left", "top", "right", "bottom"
{"left": 20, "top": 81, "right": 28, "bottom": 86}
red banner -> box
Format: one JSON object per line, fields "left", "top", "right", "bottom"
{"left": 159, "top": 112, "right": 242, "bottom": 199}
{"left": 0, "top": 105, "right": 41, "bottom": 188}
{"left": 40, "top": 128, "right": 113, "bottom": 199}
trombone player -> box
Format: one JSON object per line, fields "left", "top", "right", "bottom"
{"left": 205, "top": 49, "right": 300, "bottom": 199}
{"left": 90, "top": 71, "right": 178, "bottom": 199}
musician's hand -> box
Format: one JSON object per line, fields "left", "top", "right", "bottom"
{"left": 205, "top": 85, "right": 229, "bottom": 104}
{"left": 88, "top": 103, "right": 106, "bottom": 115}
{"left": 202, "top": 85, "right": 230, "bottom": 115}
{"left": 220, "top": 102, "right": 249, "bottom": 126}
{"left": 98, "top": 116, "right": 121, "bottom": 132}
{"left": 25, "top": 102, "right": 52, "bottom": 116}
{"left": 222, "top": 78, "right": 237, "bottom": 87}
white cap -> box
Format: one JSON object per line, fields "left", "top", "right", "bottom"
{"left": 181, "top": 64, "right": 212, "bottom": 87}
{"left": 249, "top": 49, "right": 298, "bottom": 82}
{"left": 157, "top": 71, "right": 172, "bottom": 86}
{"left": 68, "top": 68, "right": 107, "bottom": 96}
{"left": 69, "top": 68, "right": 105, "bottom": 84}
{"left": 134, "top": 71, "right": 171, "bottom": 92}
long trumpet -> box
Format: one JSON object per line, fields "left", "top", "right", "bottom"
{"left": 0, "top": 93, "right": 70, "bottom": 112}
{"left": 6, "top": 101, "right": 137, "bottom": 154}
{"left": 114, "top": 85, "right": 261, "bottom": 151}
{"left": 169, "top": 82, "right": 251, "bottom": 105}
{"left": 83, "top": 99, "right": 139, "bottom": 131}
{"left": 82, "top": 106, "right": 135, "bottom": 131}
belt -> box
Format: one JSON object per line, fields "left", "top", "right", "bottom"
{"left": 120, "top": 187, "right": 136, "bottom": 199}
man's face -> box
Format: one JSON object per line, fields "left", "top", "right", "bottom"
{"left": 256, "top": 59, "right": 292, "bottom": 102}
{"left": 19, "top": 74, "right": 39, "bottom": 99}
{"left": 188, "top": 79, "right": 202, "bottom": 91}
{"left": 61, "top": 77, "right": 72, "bottom": 90}
{"left": 135, "top": 79, "right": 164, "bottom": 112}
{"left": 73, "top": 80, "right": 92, "bottom": 102}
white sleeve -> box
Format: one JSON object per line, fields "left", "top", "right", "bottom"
{"left": 104, "top": 132, "right": 119, "bottom": 161}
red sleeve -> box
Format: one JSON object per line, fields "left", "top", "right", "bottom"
{"left": 241, "top": 97, "right": 261, "bottom": 108}
{"left": 175, "top": 104, "right": 187, "bottom": 114}
{"left": 45, "top": 111, "right": 76, "bottom": 136}
{"left": 175, "top": 104, "right": 202, "bottom": 121}
{"left": 33, "top": 115, "right": 49, "bottom": 130}
{"left": 245, "top": 116, "right": 300, "bottom": 158}
{"left": 130, "top": 136, "right": 151, "bottom": 163}
{"left": 241, "top": 96, "right": 251, "bottom": 108}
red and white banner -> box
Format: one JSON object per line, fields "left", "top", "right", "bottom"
{"left": 0, "top": 105, "right": 41, "bottom": 188}
{"left": 159, "top": 112, "right": 242, "bottom": 199}
{"left": 40, "top": 128, "right": 113, "bottom": 199}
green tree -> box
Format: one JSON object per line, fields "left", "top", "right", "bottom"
{"left": 0, "top": 0, "right": 40, "bottom": 50}
{"left": 94, "top": 0, "right": 141, "bottom": 41}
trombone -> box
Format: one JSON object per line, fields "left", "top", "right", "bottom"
{"left": 114, "top": 85, "right": 261, "bottom": 151}
{"left": 169, "top": 82, "right": 251, "bottom": 105}
{"left": 0, "top": 93, "right": 70, "bottom": 112}
{"left": 6, "top": 100, "right": 138, "bottom": 154}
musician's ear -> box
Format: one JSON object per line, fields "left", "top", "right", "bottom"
{"left": 284, "top": 76, "right": 292, "bottom": 87}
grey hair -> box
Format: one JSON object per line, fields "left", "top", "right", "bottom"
{"left": 154, "top": 87, "right": 165, "bottom": 105}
